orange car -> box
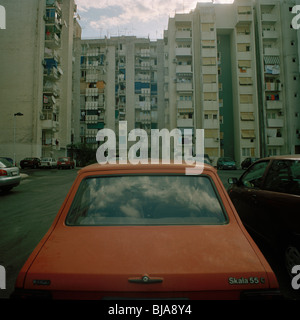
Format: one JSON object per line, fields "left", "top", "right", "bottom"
{"left": 12, "top": 163, "right": 280, "bottom": 299}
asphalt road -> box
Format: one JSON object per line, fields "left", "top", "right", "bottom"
{"left": 0, "top": 166, "right": 299, "bottom": 299}
{"left": 0, "top": 167, "right": 78, "bottom": 298}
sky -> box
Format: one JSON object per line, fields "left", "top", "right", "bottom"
{"left": 75, "top": 0, "right": 235, "bottom": 40}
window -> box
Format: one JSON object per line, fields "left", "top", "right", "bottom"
{"left": 237, "top": 43, "right": 251, "bottom": 52}
{"left": 240, "top": 94, "right": 253, "bottom": 104}
{"left": 241, "top": 161, "right": 269, "bottom": 189}
{"left": 66, "top": 175, "right": 228, "bottom": 226}
{"left": 264, "top": 160, "right": 300, "bottom": 195}
{"left": 202, "top": 57, "right": 216, "bottom": 66}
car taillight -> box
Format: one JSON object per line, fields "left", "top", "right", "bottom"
{"left": 10, "top": 289, "right": 52, "bottom": 299}
{"left": 240, "top": 289, "right": 282, "bottom": 300}
{"left": 0, "top": 170, "right": 8, "bottom": 176}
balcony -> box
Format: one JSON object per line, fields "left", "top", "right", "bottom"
{"left": 176, "top": 30, "right": 192, "bottom": 40}
{"left": 261, "top": 14, "right": 277, "bottom": 24}
{"left": 45, "top": 33, "right": 61, "bottom": 49}
{"left": 204, "top": 119, "right": 219, "bottom": 129}
{"left": 201, "top": 31, "right": 215, "bottom": 41}
{"left": 236, "top": 13, "right": 252, "bottom": 24}
{"left": 41, "top": 119, "right": 59, "bottom": 132}
{"left": 86, "top": 88, "right": 99, "bottom": 96}
{"left": 267, "top": 137, "right": 284, "bottom": 146}
{"left": 43, "top": 82, "right": 60, "bottom": 97}
{"left": 202, "top": 48, "right": 217, "bottom": 58}
{"left": 239, "top": 85, "right": 253, "bottom": 94}
{"left": 177, "top": 118, "right": 193, "bottom": 127}
{"left": 267, "top": 118, "right": 284, "bottom": 128}
{"left": 176, "top": 82, "right": 193, "bottom": 92}
{"left": 266, "top": 100, "right": 283, "bottom": 110}
{"left": 176, "top": 48, "right": 192, "bottom": 56}
{"left": 203, "top": 83, "right": 218, "bottom": 92}
{"left": 236, "top": 35, "right": 251, "bottom": 44}
{"left": 205, "top": 138, "right": 219, "bottom": 148}
{"left": 202, "top": 66, "right": 217, "bottom": 74}
{"left": 85, "top": 102, "right": 99, "bottom": 110}
{"left": 237, "top": 51, "right": 252, "bottom": 60}
{"left": 177, "top": 100, "right": 193, "bottom": 110}
{"left": 46, "top": 0, "right": 62, "bottom": 13}
{"left": 262, "top": 30, "right": 278, "bottom": 40}
{"left": 203, "top": 100, "right": 219, "bottom": 111}
{"left": 176, "top": 65, "right": 192, "bottom": 74}
{"left": 264, "top": 47, "right": 279, "bottom": 56}
{"left": 44, "top": 67, "right": 60, "bottom": 80}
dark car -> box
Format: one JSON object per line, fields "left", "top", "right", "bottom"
{"left": 241, "top": 157, "right": 259, "bottom": 170}
{"left": 227, "top": 155, "right": 300, "bottom": 275}
{"left": 57, "top": 157, "right": 75, "bottom": 169}
{"left": 217, "top": 157, "right": 237, "bottom": 170}
{"left": 20, "top": 157, "right": 41, "bottom": 169}
{"left": 0, "top": 157, "right": 21, "bottom": 192}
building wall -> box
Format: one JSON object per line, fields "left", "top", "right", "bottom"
{"left": 0, "top": 0, "right": 45, "bottom": 162}
{"left": 0, "top": 0, "right": 81, "bottom": 163}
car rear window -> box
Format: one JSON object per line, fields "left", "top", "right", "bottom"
{"left": 66, "top": 175, "right": 228, "bottom": 226}
{"left": 0, "top": 158, "right": 13, "bottom": 168}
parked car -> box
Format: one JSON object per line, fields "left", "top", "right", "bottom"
{"left": 20, "top": 157, "right": 41, "bottom": 169}
{"left": 217, "top": 157, "right": 237, "bottom": 170}
{"left": 12, "top": 162, "right": 279, "bottom": 300}
{"left": 40, "top": 157, "right": 57, "bottom": 169}
{"left": 0, "top": 157, "right": 21, "bottom": 192}
{"left": 57, "top": 157, "right": 75, "bottom": 169}
{"left": 204, "top": 153, "right": 212, "bottom": 165}
{"left": 241, "top": 157, "right": 259, "bottom": 170}
{"left": 227, "top": 155, "right": 300, "bottom": 275}
{"left": 0, "top": 157, "right": 14, "bottom": 165}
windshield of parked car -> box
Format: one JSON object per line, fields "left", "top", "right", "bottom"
{"left": 0, "top": 158, "right": 13, "bottom": 168}
{"left": 66, "top": 175, "right": 228, "bottom": 226}
{"left": 58, "top": 157, "right": 69, "bottom": 161}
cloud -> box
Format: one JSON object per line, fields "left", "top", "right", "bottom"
{"left": 76, "top": 0, "right": 199, "bottom": 38}
{"left": 75, "top": 0, "right": 235, "bottom": 39}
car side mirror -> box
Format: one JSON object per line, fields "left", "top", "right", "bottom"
{"left": 228, "top": 177, "right": 238, "bottom": 185}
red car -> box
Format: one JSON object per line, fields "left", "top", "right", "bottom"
{"left": 57, "top": 157, "right": 75, "bottom": 169}
{"left": 12, "top": 162, "right": 279, "bottom": 300}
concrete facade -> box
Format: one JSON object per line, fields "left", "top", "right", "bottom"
{"left": 0, "top": 0, "right": 81, "bottom": 163}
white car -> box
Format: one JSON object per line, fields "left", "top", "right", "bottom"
{"left": 40, "top": 157, "right": 57, "bottom": 169}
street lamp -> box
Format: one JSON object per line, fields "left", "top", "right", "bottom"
{"left": 13, "top": 112, "right": 23, "bottom": 166}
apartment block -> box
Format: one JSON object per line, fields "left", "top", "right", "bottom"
{"left": 0, "top": 0, "right": 81, "bottom": 162}
{"left": 80, "top": 37, "right": 165, "bottom": 150}
{"left": 255, "top": 0, "right": 300, "bottom": 156}
{"left": 164, "top": 1, "right": 260, "bottom": 165}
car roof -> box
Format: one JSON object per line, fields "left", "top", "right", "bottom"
{"left": 259, "top": 154, "right": 300, "bottom": 161}
{"left": 78, "top": 161, "right": 216, "bottom": 175}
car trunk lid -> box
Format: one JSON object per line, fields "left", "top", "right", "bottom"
{"left": 23, "top": 224, "right": 276, "bottom": 296}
